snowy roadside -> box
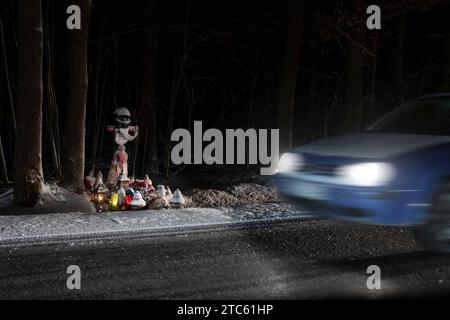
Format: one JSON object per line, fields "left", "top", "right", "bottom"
{"left": 0, "top": 203, "right": 309, "bottom": 246}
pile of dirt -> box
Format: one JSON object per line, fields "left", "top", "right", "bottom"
{"left": 184, "top": 183, "right": 281, "bottom": 207}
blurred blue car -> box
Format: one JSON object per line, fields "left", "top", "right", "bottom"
{"left": 273, "top": 94, "right": 450, "bottom": 252}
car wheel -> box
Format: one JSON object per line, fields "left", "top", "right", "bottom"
{"left": 415, "top": 181, "right": 450, "bottom": 253}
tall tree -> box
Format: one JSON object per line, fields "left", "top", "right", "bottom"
{"left": 139, "top": 0, "right": 159, "bottom": 174}
{"left": 62, "top": 0, "right": 92, "bottom": 192}
{"left": 342, "top": 0, "right": 365, "bottom": 133}
{"left": 14, "top": 0, "right": 44, "bottom": 206}
{"left": 276, "top": 0, "right": 302, "bottom": 153}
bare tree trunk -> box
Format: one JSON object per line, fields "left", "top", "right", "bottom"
{"left": 0, "top": 135, "right": 8, "bottom": 184}
{"left": 14, "top": 0, "right": 44, "bottom": 206}
{"left": 342, "top": 0, "right": 365, "bottom": 133}
{"left": 276, "top": 0, "right": 302, "bottom": 153}
{"left": 62, "top": 0, "right": 92, "bottom": 192}
{"left": 140, "top": 0, "right": 159, "bottom": 174}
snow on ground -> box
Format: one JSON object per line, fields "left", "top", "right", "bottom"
{"left": 0, "top": 203, "right": 306, "bottom": 245}
{"left": 0, "top": 184, "right": 96, "bottom": 215}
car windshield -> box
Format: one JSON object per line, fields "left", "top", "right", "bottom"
{"left": 366, "top": 99, "right": 450, "bottom": 136}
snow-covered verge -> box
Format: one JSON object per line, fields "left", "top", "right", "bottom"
{"left": 0, "top": 182, "right": 281, "bottom": 215}
{"left": 0, "top": 184, "right": 96, "bottom": 215}
{"left": 0, "top": 203, "right": 304, "bottom": 246}
{"left": 0, "top": 173, "right": 305, "bottom": 247}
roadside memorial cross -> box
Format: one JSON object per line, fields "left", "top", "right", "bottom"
{"left": 106, "top": 107, "right": 138, "bottom": 189}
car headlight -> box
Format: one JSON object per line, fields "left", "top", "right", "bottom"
{"left": 336, "top": 162, "right": 395, "bottom": 187}
{"left": 277, "top": 153, "right": 304, "bottom": 173}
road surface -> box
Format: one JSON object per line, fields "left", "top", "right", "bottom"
{"left": 0, "top": 218, "right": 449, "bottom": 299}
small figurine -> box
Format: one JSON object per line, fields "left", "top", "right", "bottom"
{"left": 156, "top": 185, "right": 166, "bottom": 198}
{"left": 150, "top": 185, "right": 169, "bottom": 209}
{"left": 170, "top": 189, "right": 186, "bottom": 208}
{"left": 130, "top": 192, "right": 146, "bottom": 210}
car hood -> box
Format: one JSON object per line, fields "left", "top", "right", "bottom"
{"left": 295, "top": 133, "right": 450, "bottom": 159}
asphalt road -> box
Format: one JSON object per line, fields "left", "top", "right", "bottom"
{"left": 0, "top": 218, "right": 450, "bottom": 299}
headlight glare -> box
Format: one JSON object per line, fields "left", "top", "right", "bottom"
{"left": 336, "top": 162, "right": 395, "bottom": 187}
{"left": 277, "top": 153, "right": 304, "bottom": 173}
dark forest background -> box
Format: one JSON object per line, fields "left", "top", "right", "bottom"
{"left": 1, "top": 0, "right": 450, "bottom": 193}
